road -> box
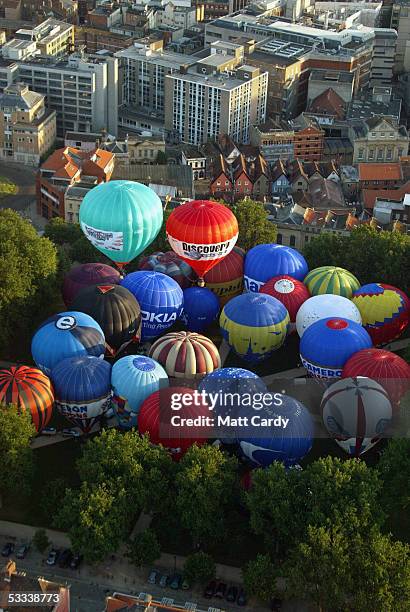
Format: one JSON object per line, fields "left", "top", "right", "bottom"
{"left": 0, "top": 161, "right": 37, "bottom": 212}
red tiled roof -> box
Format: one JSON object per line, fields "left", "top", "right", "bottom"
{"left": 358, "top": 163, "right": 403, "bottom": 182}
{"left": 309, "top": 88, "right": 346, "bottom": 119}
{"left": 362, "top": 181, "right": 410, "bottom": 209}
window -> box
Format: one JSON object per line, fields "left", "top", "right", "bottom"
{"left": 386, "top": 148, "right": 393, "bottom": 160}
{"left": 368, "top": 149, "right": 374, "bottom": 160}
{"left": 276, "top": 233, "right": 282, "bottom": 244}
{"left": 358, "top": 148, "right": 364, "bottom": 160}
{"left": 290, "top": 235, "right": 296, "bottom": 247}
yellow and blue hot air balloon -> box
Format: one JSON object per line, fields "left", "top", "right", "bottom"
{"left": 219, "top": 293, "right": 290, "bottom": 362}
{"left": 304, "top": 266, "right": 360, "bottom": 298}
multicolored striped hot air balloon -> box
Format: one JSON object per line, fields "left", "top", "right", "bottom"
{"left": 138, "top": 251, "right": 194, "bottom": 289}
{"left": 303, "top": 266, "right": 360, "bottom": 298}
{"left": 149, "top": 331, "right": 221, "bottom": 379}
{"left": 0, "top": 365, "right": 54, "bottom": 432}
{"left": 351, "top": 283, "right": 410, "bottom": 346}
{"left": 220, "top": 293, "right": 290, "bottom": 362}
{"left": 260, "top": 275, "right": 310, "bottom": 331}
{"left": 166, "top": 200, "right": 239, "bottom": 284}
{"left": 203, "top": 246, "right": 245, "bottom": 306}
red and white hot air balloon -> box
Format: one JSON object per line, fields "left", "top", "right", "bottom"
{"left": 166, "top": 200, "right": 238, "bottom": 285}
{"left": 260, "top": 275, "right": 310, "bottom": 332}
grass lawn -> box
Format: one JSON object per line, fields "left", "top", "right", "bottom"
{"left": 0, "top": 177, "right": 18, "bottom": 198}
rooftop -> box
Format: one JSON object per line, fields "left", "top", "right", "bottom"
{"left": 358, "top": 163, "right": 403, "bottom": 182}
{"left": 113, "top": 164, "right": 194, "bottom": 197}
{"left": 0, "top": 82, "right": 43, "bottom": 110}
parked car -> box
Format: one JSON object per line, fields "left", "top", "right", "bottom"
{"left": 58, "top": 549, "right": 73, "bottom": 568}
{"left": 148, "top": 569, "right": 159, "bottom": 585}
{"left": 16, "top": 544, "right": 29, "bottom": 559}
{"left": 215, "top": 582, "right": 227, "bottom": 598}
{"left": 169, "top": 574, "right": 182, "bottom": 590}
{"left": 271, "top": 597, "right": 283, "bottom": 611}
{"left": 46, "top": 549, "right": 60, "bottom": 566}
{"left": 1, "top": 543, "right": 14, "bottom": 557}
{"left": 70, "top": 553, "right": 83, "bottom": 569}
{"left": 237, "top": 588, "right": 247, "bottom": 606}
{"left": 62, "top": 428, "right": 81, "bottom": 438}
{"left": 42, "top": 427, "right": 57, "bottom": 436}
{"left": 181, "top": 577, "right": 190, "bottom": 590}
{"left": 226, "top": 586, "right": 238, "bottom": 602}
{"left": 159, "top": 573, "right": 168, "bottom": 588}
{"left": 204, "top": 580, "right": 217, "bottom": 598}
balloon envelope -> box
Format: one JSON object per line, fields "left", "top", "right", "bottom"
{"left": 260, "top": 275, "right": 310, "bottom": 329}
{"left": 31, "top": 312, "right": 105, "bottom": 376}
{"left": 79, "top": 180, "right": 163, "bottom": 265}
{"left": 300, "top": 317, "right": 373, "bottom": 379}
{"left": 51, "top": 356, "right": 112, "bottom": 433}
{"left": 71, "top": 284, "right": 141, "bottom": 354}
{"left": 121, "top": 271, "right": 183, "bottom": 341}
{"left": 203, "top": 246, "right": 245, "bottom": 306}
{"left": 304, "top": 266, "right": 360, "bottom": 298}
{"left": 111, "top": 355, "right": 169, "bottom": 429}
{"left": 0, "top": 365, "right": 54, "bottom": 432}
{"left": 138, "top": 251, "right": 194, "bottom": 289}
{"left": 166, "top": 200, "right": 238, "bottom": 280}
{"left": 181, "top": 287, "right": 220, "bottom": 332}
{"left": 220, "top": 293, "right": 290, "bottom": 362}
{"left": 62, "top": 263, "right": 120, "bottom": 307}
{"left": 244, "top": 244, "right": 308, "bottom": 292}
{"left": 351, "top": 283, "right": 410, "bottom": 346}
{"left": 296, "top": 294, "right": 362, "bottom": 337}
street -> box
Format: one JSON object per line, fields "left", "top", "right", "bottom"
{"left": 0, "top": 161, "right": 37, "bottom": 212}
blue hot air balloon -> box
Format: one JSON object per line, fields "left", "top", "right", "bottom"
{"left": 238, "top": 395, "right": 314, "bottom": 468}
{"left": 50, "top": 356, "right": 112, "bottom": 433}
{"left": 120, "top": 271, "right": 184, "bottom": 341}
{"left": 300, "top": 317, "right": 373, "bottom": 379}
{"left": 220, "top": 293, "right": 290, "bottom": 362}
{"left": 244, "top": 244, "right": 309, "bottom": 292}
{"left": 111, "top": 355, "right": 169, "bottom": 429}
{"left": 199, "top": 368, "right": 267, "bottom": 443}
{"left": 181, "top": 287, "right": 220, "bottom": 332}
{"left": 31, "top": 312, "right": 105, "bottom": 376}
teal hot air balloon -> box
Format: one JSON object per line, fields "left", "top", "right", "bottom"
{"left": 79, "top": 181, "right": 163, "bottom": 268}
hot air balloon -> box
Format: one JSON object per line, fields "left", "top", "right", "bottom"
{"left": 203, "top": 246, "right": 245, "bottom": 306}
{"left": 260, "top": 275, "right": 310, "bottom": 332}
{"left": 237, "top": 395, "right": 314, "bottom": 468}
{"left": 351, "top": 283, "right": 410, "bottom": 346}
{"left": 50, "top": 356, "right": 112, "bottom": 433}
{"left": 79, "top": 181, "right": 163, "bottom": 269}
{"left": 244, "top": 244, "right": 308, "bottom": 292}
{"left": 166, "top": 200, "right": 238, "bottom": 285}
{"left": 322, "top": 377, "right": 392, "bottom": 457}
{"left": 32, "top": 312, "right": 105, "bottom": 376}
{"left": 296, "top": 294, "right": 362, "bottom": 338}
{"left": 220, "top": 293, "right": 290, "bottom": 362}
{"left": 71, "top": 284, "right": 141, "bottom": 355}
{"left": 304, "top": 266, "right": 360, "bottom": 298}
{"left": 138, "top": 251, "right": 194, "bottom": 289}
{"left": 0, "top": 365, "right": 54, "bottom": 432}
{"left": 181, "top": 287, "right": 220, "bottom": 332}
{"left": 120, "top": 271, "right": 183, "bottom": 341}
{"left": 300, "top": 317, "right": 372, "bottom": 379}
{"left": 342, "top": 348, "right": 410, "bottom": 407}
{"left": 198, "top": 368, "right": 268, "bottom": 443}
{"left": 138, "top": 387, "right": 210, "bottom": 460}
{"left": 111, "top": 355, "right": 169, "bottom": 429}
{"left": 62, "top": 263, "right": 120, "bottom": 307}
{"left": 149, "top": 331, "right": 221, "bottom": 379}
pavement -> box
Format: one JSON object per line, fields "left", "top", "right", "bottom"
{"left": 0, "top": 160, "right": 37, "bottom": 212}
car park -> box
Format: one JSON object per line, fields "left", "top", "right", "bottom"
{"left": 148, "top": 570, "right": 159, "bottom": 585}
{"left": 226, "top": 586, "right": 238, "bottom": 602}
{"left": 204, "top": 580, "right": 216, "bottom": 598}
{"left": 62, "top": 428, "right": 81, "bottom": 438}
{"left": 42, "top": 427, "right": 57, "bottom": 436}
{"left": 70, "top": 553, "right": 83, "bottom": 569}
{"left": 159, "top": 573, "right": 168, "bottom": 588}
{"left": 181, "top": 577, "right": 190, "bottom": 590}
{"left": 237, "top": 588, "right": 247, "bottom": 606}
{"left": 215, "top": 582, "right": 227, "bottom": 598}
{"left": 16, "top": 544, "right": 29, "bottom": 559}
{"left": 1, "top": 543, "right": 14, "bottom": 557}
{"left": 46, "top": 549, "right": 60, "bottom": 566}
{"left": 58, "top": 549, "right": 73, "bottom": 568}
{"left": 169, "top": 574, "right": 182, "bottom": 590}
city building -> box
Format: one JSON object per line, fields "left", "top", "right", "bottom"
{"left": 102, "top": 132, "right": 166, "bottom": 165}
{"left": 250, "top": 120, "right": 295, "bottom": 164}
{"left": 292, "top": 116, "right": 325, "bottom": 162}
{"left": 358, "top": 162, "right": 404, "bottom": 190}
{"left": 106, "top": 591, "right": 225, "bottom": 612}
{"left": 390, "top": 0, "right": 410, "bottom": 72}
{"left": 307, "top": 70, "right": 354, "bottom": 105}
{"left": 113, "top": 162, "right": 194, "bottom": 198}
{"left": 0, "top": 82, "right": 56, "bottom": 164}
{"left": 37, "top": 146, "right": 114, "bottom": 218}
{"left": 75, "top": 27, "right": 135, "bottom": 55}
{"left": 65, "top": 130, "right": 101, "bottom": 151}
{"left": 181, "top": 146, "right": 207, "bottom": 179}
{"left": 13, "top": 18, "right": 74, "bottom": 56}
{"left": 308, "top": 88, "right": 346, "bottom": 120}
{"left": 351, "top": 116, "right": 409, "bottom": 163}
{"left": 373, "top": 192, "right": 410, "bottom": 228}
{"left": 370, "top": 28, "right": 397, "bottom": 88}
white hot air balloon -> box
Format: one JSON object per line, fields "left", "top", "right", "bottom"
{"left": 296, "top": 294, "right": 362, "bottom": 337}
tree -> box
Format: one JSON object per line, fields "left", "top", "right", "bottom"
{"left": 126, "top": 529, "right": 161, "bottom": 567}
{"left": 243, "top": 554, "right": 278, "bottom": 602}
{"left": 44, "top": 218, "right": 82, "bottom": 246}
{"left": 246, "top": 457, "right": 383, "bottom": 551}
{"left": 377, "top": 439, "right": 410, "bottom": 538}
{"left": 40, "top": 478, "right": 70, "bottom": 526}
{"left": 175, "top": 445, "right": 238, "bottom": 547}
{"left": 183, "top": 552, "right": 216, "bottom": 585}
{"left": 32, "top": 529, "right": 50, "bottom": 554}
{"left": 69, "top": 235, "right": 108, "bottom": 265}
{"left": 229, "top": 198, "right": 277, "bottom": 252}
{"left": 0, "top": 404, "right": 35, "bottom": 500}
{"left": 304, "top": 226, "right": 410, "bottom": 294}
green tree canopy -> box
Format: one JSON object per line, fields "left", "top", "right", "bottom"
{"left": 0, "top": 404, "right": 36, "bottom": 499}
{"left": 229, "top": 198, "right": 277, "bottom": 252}
{"left": 175, "top": 445, "right": 238, "bottom": 547}
{"left": 377, "top": 439, "right": 410, "bottom": 540}
{"left": 44, "top": 218, "right": 82, "bottom": 246}
{"left": 303, "top": 225, "right": 410, "bottom": 293}
{"left": 126, "top": 529, "right": 161, "bottom": 567}
{"left": 32, "top": 529, "right": 50, "bottom": 554}
{"left": 183, "top": 552, "right": 216, "bottom": 585}
{"left": 243, "top": 554, "right": 278, "bottom": 603}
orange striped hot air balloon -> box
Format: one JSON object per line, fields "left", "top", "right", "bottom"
{"left": 166, "top": 200, "right": 238, "bottom": 285}
{"left": 0, "top": 365, "right": 54, "bottom": 432}
{"left": 203, "top": 246, "right": 245, "bottom": 306}
{"left": 149, "top": 331, "right": 221, "bottom": 379}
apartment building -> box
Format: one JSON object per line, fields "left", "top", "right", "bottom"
{"left": 0, "top": 82, "right": 56, "bottom": 165}
{"left": 164, "top": 59, "right": 268, "bottom": 145}
{"left": 14, "top": 18, "right": 74, "bottom": 56}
